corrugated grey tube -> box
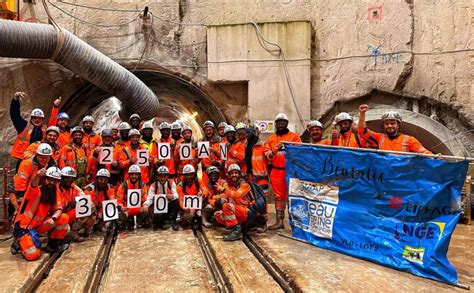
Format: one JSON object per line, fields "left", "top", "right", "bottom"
{"left": 0, "top": 19, "right": 159, "bottom": 120}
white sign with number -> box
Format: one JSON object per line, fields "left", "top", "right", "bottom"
{"left": 158, "top": 143, "right": 171, "bottom": 160}
{"left": 197, "top": 142, "right": 210, "bottom": 159}
{"left": 220, "top": 143, "right": 227, "bottom": 160}
{"left": 75, "top": 194, "right": 92, "bottom": 218}
{"left": 99, "top": 147, "right": 114, "bottom": 164}
{"left": 127, "top": 189, "right": 142, "bottom": 208}
{"left": 102, "top": 199, "right": 119, "bottom": 222}
{"left": 153, "top": 194, "right": 168, "bottom": 214}
{"left": 180, "top": 143, "right": 193, "bottom": 160}
{"left": 183, "top": 195, "right": 202, "bottom": 210}
{"left": 137, "top": 149, "right": 149, "bottom": 167}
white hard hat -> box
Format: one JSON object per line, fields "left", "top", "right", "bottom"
{"left": 36, "top": 143, "right": 53, "bottom": 156}
{"left": 60, "top": 166, "right": 77, "bottom": 178}
{"left": 206, "top": 166, "right": 220, "bottom": 175}
{"left": 70, "top": 126, "right": 84, "bottom": 135}
{"left": 118, "top": 122, "right": 131, "bottom": 131}
{"left": 171, "top": 122, "right": 182, "bottom": 130}
{"left": 128, "top": 165, "right": 141, "bottom": 174}
{"left": 159, "top": 122, "right": 171, "bottom": 130}
{"left": 128, "top": 129, "right": 141, "bottom": 137}
{"left": 335, "top": 112, "right": 353, "bottom": 124}
{"left": 182, "top": 164, "right": 196, "bottom": 174}
{"left": 129, "top": 113, "right": 141, "bottom": 121}
{"left": 96, "top": 169, "right": 110, "bottom": 178}
{"left": 142, "top": 121, "right": 153, "bottom": 130}
{"left": 307, "top": 120, "right": 323, "bottom": 130}
{"left": 45, "top": 166, "right": 61, "bottom": 180}
{"left": 31, "top": 108, "right": 45, "bottom": 118}
{"left": 217, "top": 122, "right": 227, "bottom": 129}
{"left": 157, "top": 166, "right": 169, "bottom": 174}
{"left": 274, "top": 113, "right": 288, "bottom": 122}
{"left": 224, "top": 125, "right": 236, "bottom": 134}
{"left": 227, "top": 164, "right": 241, "bottom": 173}
{"left": 46, "top": 126, "right": 60, "bottom": 135}
{"left": 82, "top": 115, "right": 95, "bottom": 124}
{"left": 381, "top": 111, "right": 402, "bottom": 123}
{"left": 181, "top": 125, "right": 192, "bottom": 133}
{"left": 202, "top": 120, "right": 214, "bottom": 129}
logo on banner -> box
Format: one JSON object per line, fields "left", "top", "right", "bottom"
{"left": 394, "top": 222, "right": 446, "bottom": 242}
{"left": 402, "top": 245, "right": 425, "bottom": 264}
{"left": 289, "top": 178, "right": 339, "bottom": 204}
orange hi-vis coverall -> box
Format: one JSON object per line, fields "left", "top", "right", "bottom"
{"left": 118, "top": 144, "right": 150, "bottom": 184}
{"left": 226, "top": 139, "right": 247, "bottom": 175}
{"left": 14, "top": 157, "right": 52, "bottom": 195}
{"left": 215, "top": 180, "right": 254, "bottom": 228}
{"left": 116, "top": 179, "right": 148, "bottom": 217}
{"left": 264, "top": 131, "right": 301, "bottom": 210}
{"left": 83, "top": 131, "right": 102, "bottom": 157}
{"left": 83, "top": 182, "right": 115, "bottom": 219}
{"left": 59, "top": 143, "right": 88, "bottom": 187}
{"left": 150, "top": 137, "right": 176, "bottom": 175}
{"left": 203, "top": 177, "right": 227, "bottom": 207}
{"left": 200, "top": 136, "right": 222, "bottom": 182}
{"left": 14, "top": 186, "right": 69, "bottom": 261}
{"left": 359, "top": 128, "right": 432, "bottom": 154}
{"left": 11, "top": 123, "right": 46, "bottom": 160}
{"left": 58, "top": 183, "right": 85, "bottom": 223}
{"left": 177, "top": 179, "right": 208, "bottom": 210}
{"left": 249, "top": 141, "right": 269, "bottom": 212}
{"left": 24, "top": 141, "right": 61, "bottom": 162}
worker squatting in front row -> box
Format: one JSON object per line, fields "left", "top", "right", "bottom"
{"left": 8, "top": 92, "right": 431, "bottom": 261}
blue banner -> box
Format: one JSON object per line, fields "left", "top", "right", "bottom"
{"left": 286, "top": 144, "right": 468, "bottom": 285}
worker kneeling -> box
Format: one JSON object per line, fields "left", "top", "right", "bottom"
{"left": 214, "top": 164, "right": 254, "bottom": 242}
{"left": 177, "top": 164, "right": 207, "bottom": 229}
{"left": 12, "top": 167, "right": 69, "bottom": 261}
{"left": 117, "top": 165, "right": 148, "bottom": 230}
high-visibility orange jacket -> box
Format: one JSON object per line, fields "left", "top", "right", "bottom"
{"left": 311, "top": 138, "right": 332, "bottom": 145}
{"left": 332, "top": 130, "right": 365, "bottom": 148}
{"left": 359, "top": 128, "right": 432, "bottom": 154}
{"left": 24, "top": 141, "right": 61, "bottom": 162}
{"left": 59, "top": 183, "right": 84, "bottom": 207}
{"left": 222, "top": 180, "right": 254, "bottom": 207}
{"left": 226, "top": 139, "right": 247, "bottom": 174}
{"left": 118, "top": 144, "right": 150, "bottom": 184}
{"left": 249, "top": 142, "right": 268, "bottom": 184}
{"left": 263, "top": 131, "right": 302, "bottom": 169}
{"left": 48, "top": 106, "right": 72, "bottom": 148}
{"left": 174, "top": 140, "right": 199, "bottom": 174}
{"left": 59, "top": 143, "right": 88, "bottom": 175}
{"left": 84, "top": 182, "right": 115, "bottom": 207}
{"left": 15, "top": 185, "right": 63, "bottom": 229}
{"left": 150, "top": 137, "right": 176, "bottom": 175}
{"left": 116, "top": 179, "right": 148, "bottom": 208}
{"left": 83, "top": 131, "right": 102, "bottom": 157}
{"left": 177, "top": 179, "right": 208, "bottom": 209}
{"left": 203, "top": 178, "right": 226, "bottom": 207}
{"left": 14, "top": 157, "right": 52, "bottom": 193}
{"left": 11, "top": 123, "right": 47, "bottom": 160}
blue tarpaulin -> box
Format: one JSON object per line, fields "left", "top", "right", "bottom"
{"left": 285, "top": 144, "right": 468, "bottom": 285}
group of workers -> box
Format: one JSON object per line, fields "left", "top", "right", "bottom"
{"left": 7, "top": 91, "right": 431, "bottom": 261}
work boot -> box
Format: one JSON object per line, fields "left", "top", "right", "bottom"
{"left": 10, "top": 239, "right": 20, "bottom": 255}
{"left": 201, "top": 206, "right": 213, "bottom": 228}
{"left": 171, "top": 221, "right": 179, "bottom": 231}
{"left": 268, "top": 210, "right": 285, "bottom": 230}
{"left": 223, "top": 225, "right": 242, "bottom": 242}
{"left": 71, "top": 222, "right": 85, "bottom": 243}
{"left": 44, "top": 239, "right": 69, "bottom": 253}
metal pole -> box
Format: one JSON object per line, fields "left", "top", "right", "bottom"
{"left": 284, "top": 141, "right": 474, "bottom": 162}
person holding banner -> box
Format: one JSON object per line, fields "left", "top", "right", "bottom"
{"left": 116, "top": 165, "right": 149, "bottom": 230}
{"left": 214, "top": 164, "right": 254, "bottom": 241}
{"left": 23, "top": 126, "right": 61, "bottom": 162}
{"left": 118, "top": 129, "right": 150, "bottom": 184}
{"left": 174, "top": 125, "right": 199, "bottom": 176}
{"left": 171, "top": 121, "right": 183, "bottom": 142}
{"left": 177, "top": 164, "right": 208, "bottom": 228}
{"left": 82, "top": 116, "right": 102, "bottom": 157}
{"left": 87, "top": 129, "right": 120, "bottom": 186}
{"left": 84, "top": 169, "right": 116, "bottom": 232}
{"left": 307, "top": 120, "right": 334, "bottom": 145}
{"left": 142, "top": 166, "right": 179, "bottom": 231}
{"left": 150, "top": 122, "right": 176, "bottom": 179}
{"left": 12, "top": 167, "right": 69, "bottom": 260}
{"left": 358, "top": 104, "right": 432, "bottom": 154}
{"left": 226, "top": 123, "right": 247, "bottom": 176}
{"left": 264, "top": 113, "right": 302, "bottom": 230}
{"left": 59, "top": 126, "right": 89, "bottom": 188}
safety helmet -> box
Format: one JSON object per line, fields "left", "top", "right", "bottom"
{"left": 128, "top": 129, "right": 141, "bottom": 137}
{"left": 111, "top": 124, "right": 119, "bottom": 130}
{"left": 181, "top": 125, "right": 192, "bottom": 133}
{"left": 129, "top": 113, "right": 141, "bottom": 121}
{"left": 46, "top": 126, "right": 60, "bottom": 135}
{"left": 159, "top": 122, "right": 171, "bottom": 130}
{"left": 335, "top": 112, "right": 353, "bottom": 124}
{"left": 36, "top": 143, "right": 53, "bottom": 156}
{"left": 45, "top": 166, "right": 62, "bottom": 180}
{"left": 206, "top": 166, "right": 220, "bottom": 175}
{"left": 182, "top": 164, "right": 196, "bottom": 174}
{"left": 171, "top": 122, "right": 182, "bottom": 130}
{"left": 101, "top": 128, "right": 113, "bottom": 137}
{"left": 70, "top": 126, "right": 84, "bottom": 135}
{"left": 202, "top": 120, "right": 214, "bottom": 129}
{"left": 307, "top": 120, "right": 323, "bottom": 130}
{"left": 118, "top": 122, "right": 131, "bottom": 131}
{"left": 57, "top": 112, "right": 70, "bottom": 120}
{"left": 381, "top": 111, "right": 402, "bottom": 123}
{"left": 224, "top": 125, "right": 236, "bottom": 134}
{"left": 31, "top": 108, "right": 45, "bottom": 118}
{"left": 82, "top": 115, "right": 95, "bottom": 124}
{"left": 217, "top": 122, "right": 227, "bottom": 129}
{"left": 142, "top": 121, "right": 153, "bottom": 130}
{"left": 128, "top": 165, "right": 141, "bottom": 174}
{"left": 96, "top": 168, "right": 110, "bottom": 178}
{"left": 227, "top": 164, "right": 241, "bottom": 173}
{"left": 247, "top": 123, "right": 260, "bottom": 133}
{"left": 235, "top": 122, "right": 247, "bottom": 132}
{"left": 274, "top": 113, "right": 288, "bottom": 122}
{"left": 157, "top": 166, "right": 169, "bottom": 175}
{"left": 60, "top": 166, "right": 77, "bottom": 178}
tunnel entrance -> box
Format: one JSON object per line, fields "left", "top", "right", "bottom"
{"left": 62, "top": 70, "right": 226, "bottom": 137}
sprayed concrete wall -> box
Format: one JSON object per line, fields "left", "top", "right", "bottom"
{"left": 0, "top": 0, "right": 472, "bottom": 163}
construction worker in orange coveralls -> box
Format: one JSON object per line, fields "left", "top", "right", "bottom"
{"left": 263, "top": 113, "right": 302, "bottom": 230}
